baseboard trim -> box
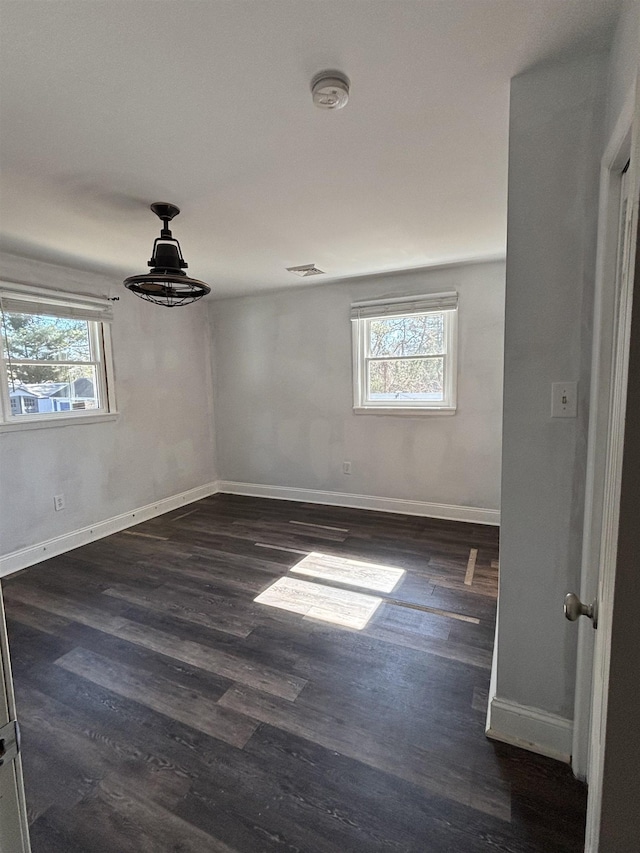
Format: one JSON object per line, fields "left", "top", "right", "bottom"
{"left": 0, "top": 481, "right": 220, "bottom": 577}
{"left": 1, "top": 479, "right": 499, "bottom": 577}
{"left": 217, "top": 481, "right": 500, "bottom": 525}
{"left": 486, "top": 696, "right": 573, "bottom": 764}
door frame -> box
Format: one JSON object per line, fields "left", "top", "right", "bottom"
{"left": 572, "top": 97, "right": 634, "bottom": 782}
{"left": 583, "top": 78, "right": 640, "bottom": 850}
{"left": 0, "top": 582, "right": 31, "bottom": 853}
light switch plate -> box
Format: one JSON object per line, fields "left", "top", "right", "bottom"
{"left": 551, "top": 382, "right": 578, "bottom": 418}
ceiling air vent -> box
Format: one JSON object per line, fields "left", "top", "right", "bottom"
{"left": 286, "top": 264, "right": 325, "bottom": 277}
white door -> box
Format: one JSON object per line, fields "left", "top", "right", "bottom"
{"left": 0, "top": 582, "right": 30, "bottom": 853}
{"left": 571, "top": 153, "right": 633, "bottom": 782}
{"left": 593, "top": 210, "right": 640, "bottom": 849}
{"left": 580, "top": 84, "right": 640, "bottom": 851}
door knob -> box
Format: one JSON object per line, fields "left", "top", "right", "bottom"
{"left": 564, "top": 593, "right": 598, "bottom": 628}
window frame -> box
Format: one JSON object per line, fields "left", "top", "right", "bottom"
{"left": 351, "top": 292, "right": 458, "bottom": 415}
{"left": 0, "top": 283, "right": 117, "bottom": 431}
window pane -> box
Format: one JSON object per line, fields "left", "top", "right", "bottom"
{"left": 367, "top": 357, "right": 444, "bottom": 402}
{"left": 368, "top": 313, "right": 444, "bottom": 357}
{"left": 2, "top": 312, "right": 92, "bottom": 362}
{"left": 7, "top": 364, "right": 100, "bottom": 416}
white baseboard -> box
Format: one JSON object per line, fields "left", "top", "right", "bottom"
{"left": 217, "top": 480, "right": 500, "bottom": 525}
{"left": 0, "top": 482, "right": 220, "bottom": 577}
{"left": 486, "top": 696, "right": 573, "bottom": 763}
{"left": 1, "top": 479, "right": 498, "bottom": 578}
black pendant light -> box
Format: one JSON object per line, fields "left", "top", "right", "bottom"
{"left": 124, "top": 203, "right": 211, "bottom": 307}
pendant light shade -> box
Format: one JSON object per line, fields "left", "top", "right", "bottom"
{"left": 124, "top": 203, "right": 211, "bottom": 307}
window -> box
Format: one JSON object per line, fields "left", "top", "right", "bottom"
{"left": 351, "top": 291, "right": 457, "bottom": 412}
{"left": 0, "top": 284, "right": 116, "bottom": 428}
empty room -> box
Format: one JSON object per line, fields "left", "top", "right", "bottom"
{"left": 0, "top": 2, "right": 639, "bottom": 852}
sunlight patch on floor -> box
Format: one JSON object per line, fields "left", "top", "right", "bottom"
{"left": 254, "top": 575, "right": 382, "bottom": 630}
{"left": 289, "top": 551, "right": 405, "bottom": 593}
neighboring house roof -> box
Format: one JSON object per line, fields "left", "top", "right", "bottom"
{"left": 12, "top": 382, "right": 68, "bottom": 398}
{"left": 8, "top": 386, "right": 39, "bottom": 398}
{"left": 9, "top": 379, "right": 94, "bottom": 398}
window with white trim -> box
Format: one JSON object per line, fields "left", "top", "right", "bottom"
{"left": 0, "top": 285, "right": 116, "bottom": 427}
{"left": 351, "top": 292, "right": 458, "bottom": 412}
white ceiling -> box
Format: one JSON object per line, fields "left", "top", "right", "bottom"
{"left": 0, "top": 1, "right": 621, "bottom": 298}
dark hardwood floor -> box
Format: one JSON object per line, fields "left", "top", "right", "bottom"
{"left": 2, "top": 495, "right": 586, "bottom": 852}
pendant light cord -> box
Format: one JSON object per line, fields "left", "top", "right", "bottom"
{"left": 0, "top": 298, "right": 17, "bottom": 392}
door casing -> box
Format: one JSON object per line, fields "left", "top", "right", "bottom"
{"left": 0, "top": 581, "right": 30, "bottom": 853}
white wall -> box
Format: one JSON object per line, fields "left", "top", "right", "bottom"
{"left": 604, "top": 0, "right": 640, "bottom": 143}
{"left": 211, "top": 260, "right": 505, "bottom": 517}
{"left": 0, "top": 252, "right": 217, "bottom": 561}
{"left": 489, "top": 52, "right": 606, "bottom": 754}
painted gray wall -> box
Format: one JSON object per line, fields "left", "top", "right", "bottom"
{"left": 496, "top": 53, "right": 606, "bottom": 720}
{"left": 0, "top": 253, "right": 217, "bottom": 557}
{"left": 211, "top": 260, "right": 505, "bottom": 511}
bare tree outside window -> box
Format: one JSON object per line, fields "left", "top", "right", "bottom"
{"left": 367, "top": 314, "right": 445, "bottom": 401}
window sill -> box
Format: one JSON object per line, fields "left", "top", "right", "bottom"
{"left": 353, "top": 406, "right": 457, "bottom": 417}
{"left": 0, "top": 412, "right": 120, "bottom": 433}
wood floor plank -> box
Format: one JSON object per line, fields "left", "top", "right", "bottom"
{"left": 33, "top": 552, "right": 169, "bottom": 593}
{"left": 34, "top": 620, "right": 238, "bottom": 709}
{"left": 217, "top": 683, "right": 508, "bottom": 819}
{"left": 289, "top": 519, "right": 349, "bottom": 533}
{"left": 109, "top": 618, "right": 308, "bottom": 701}
{"left": 464, "top": 548, "right": 479, "bottom": 585}
{"left": 374, "top": 601, "right": 450, "bottom": 634}
{"left": 19, "top": 668, "right": 350, "bottom": 852}
{"left": 102, "top": 582, "right": 255, "bottom": 638}
{"left": 31, "top": 775, "right": 240, "bottom": 853}
{"left": 145, "top": 551, "right": 288, "bottom": 592}
{"left": 424, "top": 572, "right": 499, "bottom": 598}
{"left": 4, "top": 599, "right": 73, "bottom": 635}
{"left": 428, "top": 584, "right": 497, "bottom": 621}
{"left": 4, "top": 584, "right": 129, "bottom": 635}
{"left": 238, "top": 518, "right": 349, "bottom": 543}
{"left": 472, "top": 686, "right": 490, "bottom": 714}
{"left": 56, "top": 647, "right": 259, "bottom": 748}
{"left": 387, "top": 597, "right": 481, "bottom": 623}
{"left": 254, "top": 575, "right": 383, "bottom": 630}
{"left": 17, "top": 681, "right": 191, "bottom": 817}
{"left": 16, "top": 664, "right": 247, "bottom": 795}
{"left": 239, "top": 724, "right": 523, "bottom": 853}
{"left": 289, "top": 550, "right": 406, "bottom": 592}
{"left": 5, "top": 618, "right": 75, "bottom": 676}
{"left": 5, "top": 585, "right": 307, "bottom": 700}
{"left": 376, "top": 633, "right": 492, "bottom": 669}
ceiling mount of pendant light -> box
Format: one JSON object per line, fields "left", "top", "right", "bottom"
{"left": 123, "top": 202, "right": 211, "bottom": 307}
{"left": 311, "top": 70, "right": 350, "bottom": 110}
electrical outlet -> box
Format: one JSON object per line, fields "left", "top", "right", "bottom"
{"left": 551, "top": 382, "right": 578, "bottom": 418}
{"left": 53, "top": 494, "right": 65, "bottom": 512}
{"left": 343, "top": 461, "right": 352, "bottom": 475}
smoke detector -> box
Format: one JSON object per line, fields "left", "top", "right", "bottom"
{"left": 286, "top": 264, "right": 325, "bottom": 277}
{"left": 311, "top": 71, "right": 350, "bottom": 110}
